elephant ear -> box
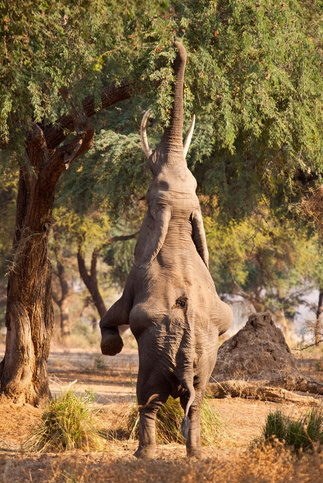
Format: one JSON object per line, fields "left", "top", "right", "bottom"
{"left": 134, "top": 205, "right": 172, "bottom": 268}
{"left": 191, "top": 209, "right": 209, "bottom": 267}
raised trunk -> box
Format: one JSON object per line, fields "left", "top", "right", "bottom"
{"left": 160, "top": 41, "right": 186, "bottom": 153}
{"left": 315, "top": 289, "right": 323, "bottom": 346}
{"left": 77, "top": 249, "right": 106, "bottom": 319}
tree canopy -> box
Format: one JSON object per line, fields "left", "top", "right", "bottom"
{"left": 0, "top": 0, "right": 322, "bottom": 317}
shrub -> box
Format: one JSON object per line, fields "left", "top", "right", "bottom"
{"left": 263, "top": 409, "right": 322, "bottom": 452}
{"left": 24, "top": 390, "right": 103, "bottom": 452}
{"left": 127, "top": 396, "right": 220, "bottom": 445}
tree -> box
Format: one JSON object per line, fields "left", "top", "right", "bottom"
{"left": 51, "top": 228, "right": 73, "bottom": 338}
{"left": 0, "top": 0, "right": 152, "bottom": 404}
{"left": 205, "top": 204, "right": 323, "bottom": 327}
{"left": 0, "top": 0, "right": 321, "bottom": 404}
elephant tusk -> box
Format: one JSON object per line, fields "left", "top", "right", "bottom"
{"left": 183, "top": 114, "right": 195, "bottom": 158}
{"left": 140, "top": 110, "right": 153, "bottom": 159}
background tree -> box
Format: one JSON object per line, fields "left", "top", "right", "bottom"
{"left": 0, "top": 160, "right": 16, "bottom": 325}
{"left": 52, "top": 245, "right": 72, "bottom": 338}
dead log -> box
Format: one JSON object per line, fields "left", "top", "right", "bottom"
{"left": 209, "top": 380, "right": 321, "bottom": 405}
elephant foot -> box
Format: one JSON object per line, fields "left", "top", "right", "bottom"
{"left": 134, "top": 445, "right": 157, "bottom": 459}
{"left": 101, "top": 329, "right": 123, "bottom": 356}
{"left": 187, "top": 447, "right": 202, "bottom": 458}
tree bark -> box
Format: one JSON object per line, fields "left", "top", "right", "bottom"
{"left": 0, "top": 122, "right": 93, "bottom": 405}
{"left": 0, "top": 83, "right": 136, "bottom": 405}
{"left": 0, "top": 165, "right": 59, "bottom": 404}
{"left": 77, "top": 249, "right": 106, "bottom": 319}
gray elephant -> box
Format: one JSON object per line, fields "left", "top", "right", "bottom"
{"left": 100, "top": 41, "right": 232, "bottom": 458}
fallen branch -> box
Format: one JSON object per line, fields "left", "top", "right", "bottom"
{"left": 293, "top": 340, "right": 323, "bottom": 351}
{"left": 209, "top": 380, "right": 321, "bottom": 405}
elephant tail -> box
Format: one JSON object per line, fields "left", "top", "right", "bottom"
{"left": 174, "top": 305, "right": 195, "bottom": 440}
{"left": 181, "top": 386, "right": 195, "bottom": 439}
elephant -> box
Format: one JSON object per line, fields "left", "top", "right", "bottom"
{"left": 100, "top": 41, "right": 233, "bottom": 458}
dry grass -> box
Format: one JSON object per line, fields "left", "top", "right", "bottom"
{"left": 1, "top": 444, "right": 321, "bottom": 482}
{"left": 0, "top": 397, "right": 41, "bottom": 449}
{"left": 126, "top": 396, "right": 221, "bottom": 445}
{"left": 1, "top": 349, "right": 322, "bottom": 482}
{"left": 24, "top": 390, "right": 104, "bottom": 453}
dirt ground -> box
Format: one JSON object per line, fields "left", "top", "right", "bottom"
{"left": 0, "top": 345, "right": 322, "bottom": 482}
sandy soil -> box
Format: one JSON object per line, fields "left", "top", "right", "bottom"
{"left": 0, "top": 346, "right": 321, "bottom": 482}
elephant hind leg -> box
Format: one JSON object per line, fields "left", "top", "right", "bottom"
{"left": 135, "top": 390, "right": 169, "bottom": 459}
{"left": 180, "top": 392, "right": 202, "bottom": 458}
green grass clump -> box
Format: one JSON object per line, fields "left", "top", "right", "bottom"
{"left": 24, "top": 390, "right": 103, "bottom": 453}
{"left": 128, "top": 396, "right": 220, "bottom": 445}
{"left": 263, "top": 409, "right": 322, "bottom": 452}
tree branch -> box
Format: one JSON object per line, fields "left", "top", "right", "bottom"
{"left": 90, "top": 249, "right": 98, "bottom": 279}
{"left": 77, "top": 247, "right": 106, "bottom": 318}
{"left": 294, "top": 340, "right": 323, "bottom": 351}
{"left": 25, "top": 124, "right": 50, "bottom": 170}
{"left": 108, "top": 232, "right": 139, "bottom": 243}
{"left": 77, "top": 249, "right": 91, "bottom": 286}
{"left": 43, "top": 82, "right": 135, "bottom": 150}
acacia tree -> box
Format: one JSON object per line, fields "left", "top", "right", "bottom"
{"left": 205, "top": 205, "right": 322, "bottom": 299}
{"left": 0, "top": 0, "right": 321, "bottom": 404}
{"left": 0, "top": 0, "right": 157, "bottom": 404}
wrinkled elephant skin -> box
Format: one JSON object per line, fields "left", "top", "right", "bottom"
{"left": 100, "top": 41, "right": 232, "bottom": 458}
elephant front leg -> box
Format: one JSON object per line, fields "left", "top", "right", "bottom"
{"left": 100, "top": 294, "right": 132, "bottom": 355}
{"left": 100, "top": 327, "right": 123, "bottom": 356}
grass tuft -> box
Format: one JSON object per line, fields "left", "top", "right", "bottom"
{"left": 263, "top": 409, "right": 322, "bottom": 452}
{"left": 127, "top": 396, "right": 220, "bottom": 445}
{"left": 24, "top": 390, "right": 103, "bottom": 453}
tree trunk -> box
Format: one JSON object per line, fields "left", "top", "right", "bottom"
{"left": 0, "top": 83, "right": 134, "bottom": 405}
{"left": 59, "top": 298, "right": 70, "bottom": 337}
{"left": 0, "top": 165, "right": 58, "bottom": 405}
{"left": 52, "top": 255, "right": 71, "bottom": 338}
{"left": 77, "top": 249, "right": 106, "bottom": 319}
{"left": 53, "top": 292, "right": 71, "bottom": 338}
{"left": 0, "top": 122, "right": 93, "bottom": 405}
{"left": 315, "top": 288, "right": 323, "bottom": 346}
